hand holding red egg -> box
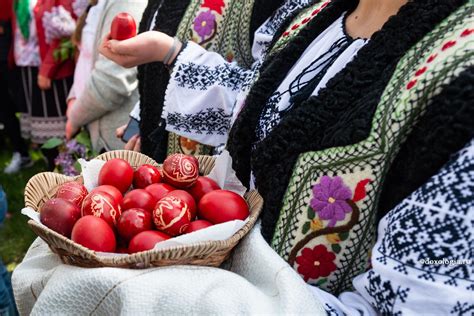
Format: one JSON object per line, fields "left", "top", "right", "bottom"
{"left": 110, "top": 13, "right": 137, "bottom": 41}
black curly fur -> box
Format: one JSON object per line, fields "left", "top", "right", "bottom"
{"left": 138, "top": 0, "right": 286, "bottom": 162}
{"left": 378, "top": 66, "right": 474, "bottom": 220}
{"left": 226, "top": 0, "right": 467, "bottom": 242}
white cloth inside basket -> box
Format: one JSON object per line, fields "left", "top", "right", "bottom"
{"left": 79, "top": 150, "right": 247, "bottom": 195}
{"left": 12, "top": 223, "right": 326, "bottom": 315}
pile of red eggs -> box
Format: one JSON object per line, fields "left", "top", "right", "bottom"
{"left": 39, "top": 154, "right": 249, "bottom": 254}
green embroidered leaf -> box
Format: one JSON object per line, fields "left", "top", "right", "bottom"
{"left": 41, "top": 137, "right": 64, "bottom": 149}
{"left": 315, "top": 279, "right": 327, "bottom": 286}
{"left": 307, "top": 207, "right": 315, "bottom": 220}
{"left": 331, "top": 244, "right": 342, "bottom": 254}
{"left": 339, "top": 231, "right": 349, "bottom": 241}
{"left": 302, "top": 222, "right": 310, "bottom": 235}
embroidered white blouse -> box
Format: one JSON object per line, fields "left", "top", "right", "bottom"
{"left": 163, "top": 8, "right": 368, "bottom": 148}
{"left": 161, "top": 0, "right": 313, "bottom": 147}
{"left": 254, "top": 15, "right": 368, "bottom": 142}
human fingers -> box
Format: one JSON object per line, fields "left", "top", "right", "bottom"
{"left": 116, "top": 125, "right": 127, "bottom": 138}
{"left": 124, "top": 134, "right": 138, "bottom": 150}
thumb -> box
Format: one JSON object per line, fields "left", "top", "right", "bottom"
{"left": 108, "top": 38, "right": 137, "bottom": 55}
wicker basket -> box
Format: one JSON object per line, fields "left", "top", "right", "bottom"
{"left": 24, "top": 150, "right": 263, "bottom": 268}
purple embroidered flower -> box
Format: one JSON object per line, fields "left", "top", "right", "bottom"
{"left": 193, "top": 11, "right": 216, "bottom": 40}
{"left": 310, "top": 176, "right": 352, "bottom": 227}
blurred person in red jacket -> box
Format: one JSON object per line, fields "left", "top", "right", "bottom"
{"left": 0, "top": 0, "right": 33, "bottom": 174}
{"left": 11, "top": 0, "right": 79, "bottom": 170}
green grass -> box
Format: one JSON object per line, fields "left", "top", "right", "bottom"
{"left": 0, "top": 149, "right": 47, "bottom": 271}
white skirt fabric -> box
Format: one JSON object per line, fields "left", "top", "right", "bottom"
{"left": 12, "top": 223, "right": 326, "bottom": 315}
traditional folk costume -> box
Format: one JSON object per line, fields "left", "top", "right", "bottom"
{"left": 312, "top": 139, "right": 474, "bottom": 315}
{"left": 164, "top": 0, "right": 473, "bottom": 293}
{"left": 138, "top": 0, "right": 313, "bottom": 162}
{"left": 13, "top": 0, "right": 78, "bottom": 144}
{"left": 10, "top": 1, "right": 473, "bottom": 313}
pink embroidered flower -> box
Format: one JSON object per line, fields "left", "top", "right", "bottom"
{"left": 193, "top": 11, "right": 216, "bottom": 40}
{"left": 295, "top": 245, "right": 337, "bottom": 281}
{"left": 310, "top": 176, "right": 352, "bottom": 227}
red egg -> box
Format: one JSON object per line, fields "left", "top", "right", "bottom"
{"left": 121, "top": 189, "right": 156, "bottom": 213}
{"left": 145, "top": 183, "right": 175, "bottom": 202}
{"left": 71, "top": 216, "right": 116, "bottom": 252}
{"left": 165, "top": 190, "right": 197, "bottom": 219}
{"left": 185, "top": 220, "right": 213, "bottom": 234}
{"left": 133, "top": 164, "right": 162, "bottom": 189}
{"left": 189, "top": 155, "right": 199, "bottom": 167}
{"left": 82, "top": 191, "right": 121, "bottom": 227}
{"left": 110, "top": 12, "right": 137, "bottom": 41}
{"left": 54, "top": 181, "right": 88, "bottom": 208}
{"left": 40, "top": 198, "right": 81, "bottom": 237}
{"left": 198, "top": 190, "right": 249, "bottom": 224}
{"left": 128, "top": 231, "right": 170, "bottom": 253}
{"left": 188, "top": 176, "right": 220, "bottom": 203}
{"left": 98, "top": 158, "right": 134, "bottom": 194}
{"left": 162, "top": 154, "right": 199, "bottom": 188}
{"left": 90, "top": 185, "right": 123, "bottom": 205}
{"left": 153, "top": 196, "right": 191, "bottom": 236}
{"left": 117, "top": 208, "right": 153, "bottom": 241}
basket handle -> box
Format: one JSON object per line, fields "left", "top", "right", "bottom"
{"left": 24, "top": 172, "right": 76, "bottom": 211}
